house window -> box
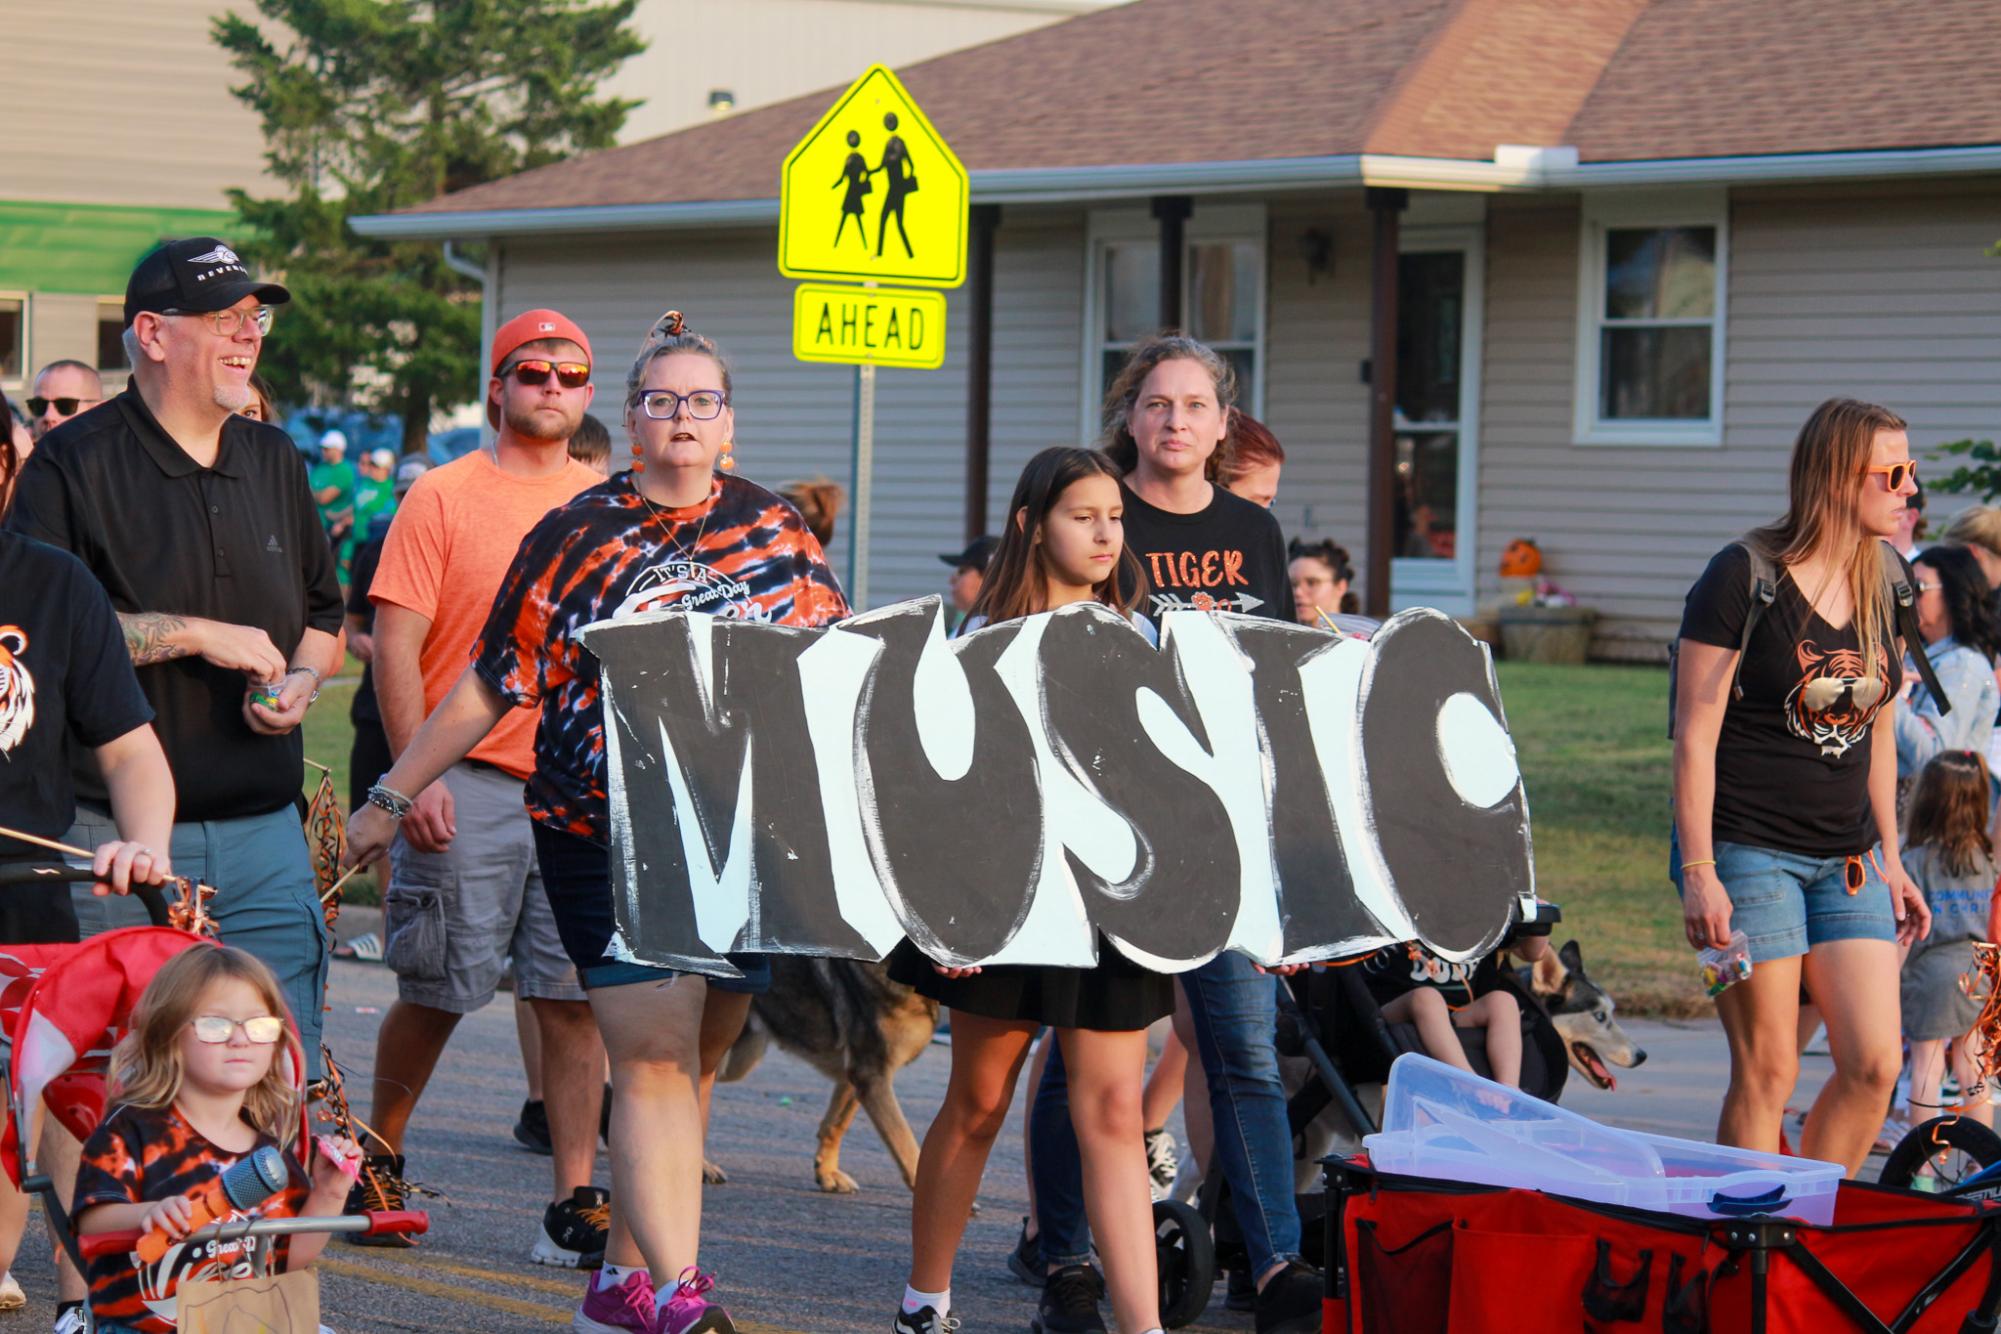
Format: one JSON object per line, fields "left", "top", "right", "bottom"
{"left": 1574, "top": 194, "right": 1727, "bottom": 446}
{"left": 0, "top": 296, "right": 23, "bottom": 384}
{"left": 97, "top": 299, "right": 131, "bottom": 372}
{"left": 1087, "top": 208, "right": 1265, "bottom": 432}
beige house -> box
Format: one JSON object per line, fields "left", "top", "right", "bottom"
{"left": 0, "top": 0, "right": 1110, "bottom": 400}
{"left": 355, "top": 0, "right": 2001, "bottom": 657}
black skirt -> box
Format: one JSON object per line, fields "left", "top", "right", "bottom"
{"left": 886, "top": 936, "right": 1176, "bottom": 1033}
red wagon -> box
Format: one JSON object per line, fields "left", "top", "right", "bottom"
{"left": 1321, "top": 1155, "right": 2001, "bottom": 1333}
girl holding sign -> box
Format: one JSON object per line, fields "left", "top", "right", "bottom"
{"left": 886, "top": 446, "right": 1170, "bottom": 1334}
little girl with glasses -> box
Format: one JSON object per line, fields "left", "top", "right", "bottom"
{"left": 74, "top": 946, "right": 357, "bottom": 1333}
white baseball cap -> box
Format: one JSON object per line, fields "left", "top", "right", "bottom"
{"left": 367, "top": 447, "right": 395, "bottom": 467}
{"left": 319, "top": 429, "right": 348, "bottom": 453}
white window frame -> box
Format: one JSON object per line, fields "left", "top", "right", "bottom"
{"left": 1080, "top": 203, "right": 1268, "bottom": 442}
{"left": 1572, "top": 189, "right": 1728, "bottom": 447}
{"left": 1391, "top": 224, "right": 1485, "bottom": 616}
{"left": 95, "top": 296, "right": 133, "bottom": 378}
{"left": 0, "top": 291, "right": 27, "bottom": 392}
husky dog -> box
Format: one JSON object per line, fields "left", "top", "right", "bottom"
{"left": 710, "top": 956, "right": 940, "bottom": 1194}
{"left": 1525, "top": 940, "right": 1647, "bottom": 1091}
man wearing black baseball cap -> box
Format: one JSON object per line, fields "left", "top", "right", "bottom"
{"left": 938, "top": 534, "right": 998, "bottom": 628}
{"left": 8, "top": 238, "right": 341, "bottom": 1084}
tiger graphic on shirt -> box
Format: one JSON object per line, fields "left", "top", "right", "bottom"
{"left": 1784, "top": 638, "right": 1890, "bottom": 758}
{"left": 0, "top": 626, "right": 35, "bottom": 757}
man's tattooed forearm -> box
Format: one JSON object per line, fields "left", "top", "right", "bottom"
{"left": 119, "top": 612, "right": 191, "bottom": 666}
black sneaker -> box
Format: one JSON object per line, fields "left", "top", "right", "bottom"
{"left": 1007, "top": 1216, "right": 1045, "bottom": 1286}
{"left": 1032, "top": 1263, "right": 1107, "bottom": 1334}
{"left": 891, "top": 1305, "right": 959, "bottom": 1333}
{"left": 1253, "top": 1259, "right": 1323, "bottom": 1334}
{"left": 344, "top": 1153, "right": 414, "bottom": 1248}
{"left": 514, "top": 1098, "right": 553, "bottom": 1154}
{"left": 1226, "top": 1262, "right": 1255, "bottom": 1311}
{"left": 533, "top": 1184, "right": 610, "bottom": 1269}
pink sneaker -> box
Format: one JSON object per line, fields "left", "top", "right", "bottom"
{"left": 574, "top": 1268, "right": 655, "bottom": 1333}
{"left": 654, "top": 1268, "right": 735, "bottom": 1334}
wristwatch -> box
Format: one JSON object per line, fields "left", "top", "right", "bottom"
{"left": 285, "top": 665, "right": 323, "bottom": 703}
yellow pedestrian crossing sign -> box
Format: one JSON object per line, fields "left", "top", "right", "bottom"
{"left": 778, "top": 65, "right": 969, "bottom": 289}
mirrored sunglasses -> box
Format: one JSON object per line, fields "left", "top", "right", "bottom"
{"left": 190, "top": 1014, "right": 286, "bottom": 1045}
{"left": 507, "top": 360, "right": 591, "bottom": 389}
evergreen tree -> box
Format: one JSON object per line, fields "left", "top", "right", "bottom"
{"left": 214, "top": 0, "right": 644, "bottom": 450}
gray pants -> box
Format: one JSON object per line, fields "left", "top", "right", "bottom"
{"left": 69, "top": 803, "right": 330, "bottom": 1081}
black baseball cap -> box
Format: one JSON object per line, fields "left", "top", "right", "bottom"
{"left": 938, "top": 535, "right": 999, "bottom": 571}
{"left": 124, "top": 237, "right": 291, "bottom": 327}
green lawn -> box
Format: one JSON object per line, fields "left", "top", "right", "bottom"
{"left": 301, "top": 661, "right": 1697, "bottom": 1013}
{"left": 1497, "top": 662, "right": 1694, "bottom": 1016}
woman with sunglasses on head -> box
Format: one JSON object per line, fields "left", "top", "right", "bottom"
{"left": 1894, "top": 543, "right": 2000, "bottom": 785}
{"left": 1675, "top": 397, "right": 1931, "bottom": 1176}
{"left": 346, "top": 311, "right": 843, "bottom": 1334}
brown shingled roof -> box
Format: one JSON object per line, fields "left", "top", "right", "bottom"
{"left": 402, "top": 0, "right": 2001, "bottom": 218}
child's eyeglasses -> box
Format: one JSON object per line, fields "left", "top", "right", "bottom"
{"left": 506, "top": 360, "right": 591, "bottom": 389}
{"left": 189, "top": 1014, "right": 286, "bottom": 1044}
{"left": 1862, "top": 460, "right": 1918, "bottom": 490}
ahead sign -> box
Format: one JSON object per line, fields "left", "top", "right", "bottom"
{"left": 792, "top": 283, "right": 946, "bottom": 370}
{"left": 778, "top": 65, "right": 969, "bottom": 289}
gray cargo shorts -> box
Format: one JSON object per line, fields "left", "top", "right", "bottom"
{"left": 383, "top": 761, "right": 585, "bottom": 1013}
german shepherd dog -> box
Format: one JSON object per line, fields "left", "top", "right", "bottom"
{"left": 710, "top": 957, "right": 940, "bottom": 1194}
{"left": 1525, "top": 939, "right": 1648, "bottom": 1091}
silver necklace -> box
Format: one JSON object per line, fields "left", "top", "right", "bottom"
{"left": 636, "top": 472, "right": 717, "bottom": 565}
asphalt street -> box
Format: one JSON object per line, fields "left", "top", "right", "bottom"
{"left": 8, "top": 961, "right": 1832, "bottom": 1333}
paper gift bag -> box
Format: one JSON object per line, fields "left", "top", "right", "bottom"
{"left": 176, "top": 1269, "right": 320, "bottom": 1333}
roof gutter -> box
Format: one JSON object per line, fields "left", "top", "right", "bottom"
{"left": 348, "top": 141, "right": 2001, "bottom": 241}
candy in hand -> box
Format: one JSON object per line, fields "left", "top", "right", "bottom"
{"left": 249, "top": 681, "right": 285, "bottom": 711}
{"left": 315, "top": 1133, "right": 362, "bottom": 1182}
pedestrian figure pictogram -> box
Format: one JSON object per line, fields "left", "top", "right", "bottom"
{"left": 779, "top": 65, "right": 968, "bottom": 289}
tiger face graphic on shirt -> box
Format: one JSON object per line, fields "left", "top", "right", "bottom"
{"left": 1784, "top": 637, "right": 1891, "bottom": 758}
{"left": 0, "top": 625, "right": 36, "bottom": 756}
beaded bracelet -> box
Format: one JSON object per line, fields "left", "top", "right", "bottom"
{"left": 366, "top": 783, "right": 414, "bottom": 820}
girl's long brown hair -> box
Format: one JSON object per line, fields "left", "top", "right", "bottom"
{"left": 1745, "top": 397, "right": 1909, "bottom": 682}
{"left": 969, "top": 446, "right": 1145, "bottom": 625}
{"left": 1906, "top": 750, "right": 1994, "bottom": 877}
{"left": 111, "top": 945, "right": 301, "bottom": 1147}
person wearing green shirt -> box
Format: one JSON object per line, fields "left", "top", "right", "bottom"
{"left": 352, "top": 448, "right": 398, "bottom": 547}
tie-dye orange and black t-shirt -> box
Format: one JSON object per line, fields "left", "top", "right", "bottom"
{"left": 75, "top": 1103, "right": 307, "bottom": 1332}
{"left": 475, "top": 472, "right": 850, "bottom": 843}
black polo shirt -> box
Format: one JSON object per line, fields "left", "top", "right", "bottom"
{"left": 6, "top": 388, "right": 343, "bottom": 821}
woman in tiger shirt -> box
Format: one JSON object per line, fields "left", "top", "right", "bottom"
{"left": 346, "top": 311, "right": 846, "bottom": 1334}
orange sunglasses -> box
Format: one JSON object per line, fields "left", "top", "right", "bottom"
{"left": 1863, "top": 459, "right": 1918, "bottom": 491}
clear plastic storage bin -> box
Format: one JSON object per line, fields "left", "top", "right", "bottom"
{"left": 1362, "top": 1054, "right": 1842, "bottom": 1226}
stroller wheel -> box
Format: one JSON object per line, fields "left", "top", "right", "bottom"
{"left": 1154, "top": 1198, "right": 1214, "bottom": 1329}
{"left": 1880, "top": 1115, "right": 2001, "bottom": 1195}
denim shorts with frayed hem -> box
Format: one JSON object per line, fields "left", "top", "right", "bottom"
{"left": 1670, "top": 835, "right": 1897, "bottom": 964}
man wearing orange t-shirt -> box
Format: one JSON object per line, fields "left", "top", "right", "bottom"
{"left": 350, "top": 310, "right": 612, "bottom": 1269}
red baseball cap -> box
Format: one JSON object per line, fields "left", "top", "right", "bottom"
{"left": 490, "top": 309, "right": 591, "bottom": 376}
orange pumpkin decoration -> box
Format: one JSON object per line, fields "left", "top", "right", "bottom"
{"left": 1499, "top": 538, "right": 1543, "bottom": 579}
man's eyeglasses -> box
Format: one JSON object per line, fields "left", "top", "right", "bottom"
{"left": 636, "top": 389, "right": 727, "bottom": 420}
{"left": 161, "top": 306, "right": 275, "bottom": 337}
{"left": 504, "top": 360, "right": 591, "bottom": 389}
{"left": 189, "top": 1014, "right": 286, "bottom": 1045}
{"left": 1863, "top": 459, "right": 1918, "bottom": 491}
{"left": 26, "top": 397, "right": 96, "bottom": 417}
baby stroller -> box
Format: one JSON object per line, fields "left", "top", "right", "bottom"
{"left": 1150, "top": 902, "right": 1569, "bottom": 1328}
{"left": 0, "top": 863, "right": 425, "bottom": 1330}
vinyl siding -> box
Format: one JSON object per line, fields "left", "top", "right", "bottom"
{"left": 1475, "top": 184, "right": 2001, "bottom": 660}
{"left": 1265, "top": 201, "right": 1374, "bottom": 589}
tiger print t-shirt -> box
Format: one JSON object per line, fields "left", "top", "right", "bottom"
{"left": 474, "top": 471, "right": 850, "bottom": 843}
{"left": 75, "top": 1104, "right": 308, "bottom": 1333}
{"left": 1680, "top": 542, "right": 1904, "bottom": 857}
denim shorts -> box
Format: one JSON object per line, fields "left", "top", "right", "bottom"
{"left": 530, "top": 821, "right": 771, "bottom": 994}
{"left": 1670, "top": 835, "right": 1897, "bottom": 963}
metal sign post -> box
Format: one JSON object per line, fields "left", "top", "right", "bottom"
{"left": 850, "top": 359, "right": 877, "bottom": 608}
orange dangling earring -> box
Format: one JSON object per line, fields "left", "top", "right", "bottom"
{"left": 631, "top": 437, "right": 645, "bottom": 473}
{"left": 719, "top": 438, "right": 736, "bottom": 472}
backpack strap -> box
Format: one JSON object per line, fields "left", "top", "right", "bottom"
{"left": 1881, "top": 542, "right": 1949, "bottom": 715}
{"left": 1729, "top": 542, "right": 1778, "bottom": 702}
